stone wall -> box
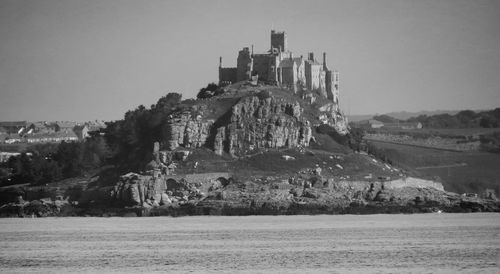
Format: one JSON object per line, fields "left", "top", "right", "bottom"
{"left": 384, "top": 177, "right": 444, "bottom": 191}
{"left": 252, "top": 54, "right": 273, "bottom": 82}
{"left": 305, "top": 60, "right": 321, "bottom": 91}
{"left": 237, "top": 48, "right": 253, "bottom": 82}
{"left": 219, "top": 67, "right": 237, "bottom": 85}
{"left": 329, "top": 177, "right": 444, "bottom": 193}
{"left": 184, "top": 172, "right": 230, "bottom": 185}
{"left": 365, "top": 133, "right": 481, "bottom": 151}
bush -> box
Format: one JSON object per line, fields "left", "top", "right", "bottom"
{"left": 103, "top": 93, "right": 182, "bottom": 170}
{"left": 197, "top": 83, "right": 220, "bottom": 99}
{"left": 316, "top": 124, "right": 363, "bottom": 151}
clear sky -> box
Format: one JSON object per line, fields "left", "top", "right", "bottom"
{"left": 0, "top": 0, "right": 499, "bottom": 121}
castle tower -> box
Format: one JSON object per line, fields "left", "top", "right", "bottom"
{"left": 271, "top": 30, "right": 287, "bottom": 52}
{"left": 237, "top": 47, "right": 253, "bottom": 81}
{"left": 324, "top": 52, "right": 333, "bottom": 100}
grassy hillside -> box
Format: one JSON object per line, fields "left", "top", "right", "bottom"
{"left": 366, "top": 127, "right": 500, "bottom": 139}
{"left": 174, "top": 146, "right": 398, "bottom": 184}
{"left": 366, "top": 140, "right": 500, "bottom": 194}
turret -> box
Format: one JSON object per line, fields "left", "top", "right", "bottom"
{"left": 323, "top": 52, "right": 328, "bottom": 71}
{"left": 308, "top": 52, "right": 314, "bottom": 61}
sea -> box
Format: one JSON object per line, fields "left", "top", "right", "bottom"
{"left": 0, "top": 213, "right": 499, "bottom": 273}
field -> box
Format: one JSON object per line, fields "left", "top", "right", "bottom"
{"left": 367, "top": 127, "right": 500, "bottom": 138}
{"left": 367, "top": 140, "right": 500, "bottom": 194}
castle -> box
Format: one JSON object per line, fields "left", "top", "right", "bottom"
{"left": 219, "top": 30, "right": 340, "bottom": 107}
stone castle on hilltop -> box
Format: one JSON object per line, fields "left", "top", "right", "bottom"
{"left": 219, "top": 30, "right": 340, "bottom": 107}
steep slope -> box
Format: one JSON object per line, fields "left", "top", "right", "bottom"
{"left": 162, "top": 83, "right": 348, "bottom": 157}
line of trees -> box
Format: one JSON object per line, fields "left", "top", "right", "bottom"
{"left": 0, "top": 93, "right": 188, "bottom": 187}
{"left": 1, "top": 134, "right": 109, "bottom": 186}
{"left": 102, "top": 93, "right": 190, "bottom": 170}
{"left": 316, "top": 124, "right": 365, "bottom": 152}
{"left": 406, "top": 109, "right": 500, "bottom": 128}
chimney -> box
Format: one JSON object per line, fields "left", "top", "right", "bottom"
{"left": 219, "top": 56, "right": 222, "bottom": 68}
{"left": 308, "top": 52, "right": 314, "bottom": 61}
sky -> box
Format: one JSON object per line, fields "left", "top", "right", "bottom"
{"left": 0, "top": 0, "right": 499, "bottom": 121}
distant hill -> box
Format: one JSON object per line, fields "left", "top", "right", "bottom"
{"left": 383, "top": 110, "right": 461, "bottom": 120}
{"left": 372, "top": 115, "right": 400, "bottom": 123}
{"left": 349, "top": 110, "right": 460, "bottom": 122}
{"left": 347, "top": 114, "right": 373, "bottom": 122}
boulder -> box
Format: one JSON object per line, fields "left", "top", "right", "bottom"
{"left": 110, "top": 173, "right": 167, "bottom": 206}
{"left": 160, "top": 193, "right": 172, "bottom": 205}
{"left": 374, "top": 191, "right": 392, "bottom": 202}
{"left": 281, "top": 155, "right": 296, "bottom": 161}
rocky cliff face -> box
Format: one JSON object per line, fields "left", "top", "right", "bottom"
{"left": 214, "top": 95, "right": 312, "bottom": 156}
{"left": 164, "top": 110, "right": 214, "bottom": 150}
{"left": 318, "top": 102, "right": 348, "bottom": 135}
{"left": 164, "top": 92, "right": 313, "bottom": 157}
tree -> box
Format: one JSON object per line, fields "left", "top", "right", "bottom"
{"left": 479, "top": 114, "right": 498, "bottom": 128}
{"left": 103, "top": 92, "right": 183, "bottom": 170}
{"left": 456, "top": 110, "right": 477, "bottom": 127}
{"left": 348, "top": 127, "right": 365, "bottom": 151}
{"left": 196, "top": 83, "right": 219, "bottom": 99}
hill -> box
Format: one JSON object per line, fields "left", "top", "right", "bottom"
{"left": 348, "top": 110, "right": 460, "bottom": 122}
{"left": 1, "top": 82, "right": 498, "bottom": 217}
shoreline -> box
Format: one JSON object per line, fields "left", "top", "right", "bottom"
{"left": 1, "top": 198, "right": 498, "bottom": 218}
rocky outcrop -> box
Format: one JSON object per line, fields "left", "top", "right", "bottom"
{"left": 165, "top": 110, "right": 214, "bottom": 150}
{"left": 318, "top": 102, "right": 348, "bottom": 135}
{"left": 163, "top": 93, "right": 314, "bottom": 157}
{"left": 214, "top": 95, "right": 312, "bottom": 156}
{"left": 107, "top": 172, "right": 231, "bottom": 206}
{"left": 0, "top": 197, "right": 72, "bottom": 217}
{"left": 110, "top": 173, "right": 167, "bottom": 206}
{"left": 328, "top": 177, "right": 444, "bottom": 193}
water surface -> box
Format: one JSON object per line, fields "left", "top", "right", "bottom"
{"left": 1, "top": 213, "right": 499, "bottom": 273}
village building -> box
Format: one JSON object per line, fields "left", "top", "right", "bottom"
{"left": 383, "top": 122, "right": 423, "bottom": 130}
{"left": 27, "top": 122, "right": 57, "bottom": 134}
{"left": 0, "top": 121, "right": 28, "bottom": 134}
{"left": 55, "top": 121, "right": 78, "bottom": 133}
{"left": 25, "top": 131, "right": 79, "bottom": 143}
{"left": 73, "top": 125, "right": 89, "bottom": 140}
